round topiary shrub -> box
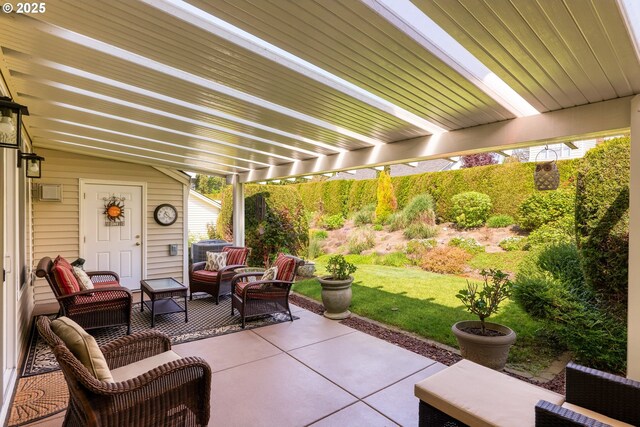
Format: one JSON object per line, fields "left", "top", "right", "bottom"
{"left": 517, "top": 189, "right": 575, "bottom": 231}
{"left": 575, "top": 136, "right": 630, "bottom": 308}
{"left": 451, "top": 191, "right": 492, "bottom": 228}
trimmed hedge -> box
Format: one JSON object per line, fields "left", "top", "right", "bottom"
{"left": 294, "top": 160, "right": 579, "bottom": 221}
{"left": 575, "top": 136, "right": 630, "bottom": 309}
{"left": 217, "top": 184, "right": 308, "bottom": 266}
{"left": 517, "top": 189, "right": 575, "bottom": 231}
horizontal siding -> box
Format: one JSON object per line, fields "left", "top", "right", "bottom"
{"left": 188, "top": 196, "right": 219, "bottom": 239}
{"left": 33, "top": 149, "right": 186, "bottom": 304}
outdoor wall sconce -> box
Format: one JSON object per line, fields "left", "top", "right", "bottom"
{"left": 17, "top": 150, "right": 45, "bottom": 179}
{"left": 0, "top": 97, "right": 29, "bottom": 149}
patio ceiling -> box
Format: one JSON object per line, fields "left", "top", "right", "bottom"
{"left": 0, "top": 0, "right": 638, "bottom": 181}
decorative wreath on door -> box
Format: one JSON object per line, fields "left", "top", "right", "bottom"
{"left": 103, "top": 196, "right": 126, "bottom": 226}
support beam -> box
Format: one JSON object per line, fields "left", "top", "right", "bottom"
{"left": 231, "top": 175, "right": 245, "bottom": 247}
{"left": 238, "top": 97, "right": 632, "bottom": 183}
{"left": 629, "top": 94, "right": 640, "bottom": 380}
{"left": 564, "top": 141, "right": 579, "bottom": 150}
{"left": 495, "top": 150, "right": 510, "bottom": 157}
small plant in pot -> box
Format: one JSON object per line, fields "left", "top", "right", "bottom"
{"left": 318, "top": 255, "right": 357, "bottom": 320}
{"left": 452, "top": 269, "right": 516, "bottom": 370}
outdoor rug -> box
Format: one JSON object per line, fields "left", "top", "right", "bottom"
{"left": 22, "top": 295, "right": 296, "bottom": 377}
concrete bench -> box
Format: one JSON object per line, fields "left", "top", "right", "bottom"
{"left": 414, "top": 359, "right": 564, "bottom": 426}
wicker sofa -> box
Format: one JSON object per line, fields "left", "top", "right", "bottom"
{"left": 36, "top": 256, "right": 132, "bottom": 333}
{"left": 37, "top": 316, "right": 211, "bottom": 427}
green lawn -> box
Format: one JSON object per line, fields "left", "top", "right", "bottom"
{"left": 468, "top": 251, "right": 528, "bottom": 274}
{"left": 295, "top": 255, "right": 558, "bottom": 373}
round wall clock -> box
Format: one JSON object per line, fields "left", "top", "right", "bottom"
{"left": 154, "top": 203, "right": 178, "bottom": 226}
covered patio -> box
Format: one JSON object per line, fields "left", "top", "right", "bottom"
{"left": 1, "top": 0, "right": 640, "bottom": 425}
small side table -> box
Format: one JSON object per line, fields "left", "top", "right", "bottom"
{"left": 140, "top": 277, "right": 188, "bottom": 327}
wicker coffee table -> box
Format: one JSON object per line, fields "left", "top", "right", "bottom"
{"left": 140, "top": 277, "right": 188, "bottom": 327}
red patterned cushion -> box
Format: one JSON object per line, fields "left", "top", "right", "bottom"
{"left": 235, "top": 281, "right": 283, "bottom": 300}
{"left": 224, "top": 247, "right": 249, "bottom": 266}
{"left": 54, "top": 255, "right": 73, "bottom": 271}
{"left": 274, "top": 254, "right": 296, "bottom": 281}
{"left": 192, "top": 269, "right": 219, "bottom": 283}
{"left": 51, "top": 264, "right": 80, "bottom": 295}
{"left": 93, "top": 281, "right": 120, "bottom": 288}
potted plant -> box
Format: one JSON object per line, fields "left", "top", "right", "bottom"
{"left": 452, "top": 269, "right": 516, "bottom": 370}
{"left": 318, "top": 255, "right": 357, "bottom": 320}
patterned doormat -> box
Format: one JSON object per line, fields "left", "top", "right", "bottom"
{"left": 8, "top": 371, "right": 68, "bottom": 427}
{"left": 22, "top": 295, "right": 295, "bottom": 377}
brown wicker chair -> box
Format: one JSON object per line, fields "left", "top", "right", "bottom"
{"left": 231, "top": 253, "right": 304, "bottom": 328}
{"left": 36, "top": 256, "right": 132, "bottom": 334}
{"left": 36, "top": 316, "right": 211, "bottom": 427}
{"left": 535, "top": 362, "right": 640, "bottom": 426}
{"left": 189, "top": 246, "right": 250, "bottom": 303}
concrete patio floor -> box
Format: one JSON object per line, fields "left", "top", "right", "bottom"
{"left": 23, "top": 304, "right": 446, "bottom": 427}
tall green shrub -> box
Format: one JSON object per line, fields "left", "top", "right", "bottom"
{"left": 217, "top": 185, "right": 308, "bottom": 266}
{"left": 513, "top": 244, "right": 626, "bottom": 372}
{"left": 375, "top": 170, "right": 397, "bottom": 223}
{"left": 575, "top": 136, "right": 630, "bottom": 309}
{"left": 517, "top": 190, "right": 575, "bottom": 231}
{"left": 451, "top": 192, "right": 492, "bottom": 228}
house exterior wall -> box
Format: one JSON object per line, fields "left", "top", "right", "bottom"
{"left": 31, "top": 149, "right": 187, "bottom": 304}
{"left": 528, "top": 140, "right": 597, "bottom": 162}
{"left": 188, "top": 191, "right": 219, "bottom": 240}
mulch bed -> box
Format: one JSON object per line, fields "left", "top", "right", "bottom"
{"left": 289, "top": 293, "right": 565, "bottom": 394}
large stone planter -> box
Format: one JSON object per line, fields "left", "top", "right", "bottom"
{"left": 452, "top": 320, "right": 516, "bottom": 370}
{"left": 318, "top": 275, "right": 353, "bottom": 320}
{"left": 297, "top": 261, "right": 316, "bottom": 278}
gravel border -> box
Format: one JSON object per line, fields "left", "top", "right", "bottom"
{"left": 289, "top": 292, "right": 565, "bottom": 394}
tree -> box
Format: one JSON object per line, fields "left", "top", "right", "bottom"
{"left": 460, "top": 153, "right": 498, "bottom": 168}
{"left": 194, "top": 174, "right": 225, "bottom": 195}
{"left": 375, "top": 170, "right": 397, "bottom": 223}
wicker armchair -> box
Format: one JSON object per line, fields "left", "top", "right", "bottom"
{"left": 535, "top": 362, "right": 640, "bottom": 426}
{"left": 36, "top": 316, "right": 211, "bottom": 427}
{"left": 231, "top": 253, "right": 304, "bottom": 328}
{"left": 36, "top": 256, "right": 132, "bottom": 334}
{"left": 189, "top": 246, "right": 250, "bottom": 303}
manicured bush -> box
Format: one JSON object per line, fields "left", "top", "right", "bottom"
{"left": 352, "top": 204, "right": 375, "bottom": 226}
{"left": 513, "top": 244, "right": 626, "bottom": 372}
{"left": 451, "top": 192, "right": 492, "bottom": 228}
{"left": 517, "top": 190, "right": 575, "bottom": 231}
{"left": 486, "top": 214, "right": 514, "bottom": 228}
{"left": 499, "top": 237, "right": 527, "bottom": 252}
{"left": 217, "top": 185, "right": 308, "bottom": 266}
{"left": 575, "top": 136, "right": 630, "bottom": 309}
{"left": 403, "top": 223, "right": 439, "bottom": 239}
{"left": 448, "top": 237, "right": 485, "bottom": 254}
{"left": 526, "top": 216, "right": 575, "bottom": 249}
{"left": 294, "top": 159, "right": 579, "bottom": 220}
{"left": 375, "top": 170, "right": 397, "bottom": 223}
{"left": 418, "top": 246, "right": 471, "bottom": 274}
{"left": 322, "top": 214, "right": 345, "bottom": 230}
{"left": 347, "top": 227, "right": 376, "bottom": 254}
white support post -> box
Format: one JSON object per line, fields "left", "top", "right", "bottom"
{"left": 629, "top": 95, "right": 640, "bottom": 380}
{"left": 231, "top": 175, "right": 245, "bottom": 247}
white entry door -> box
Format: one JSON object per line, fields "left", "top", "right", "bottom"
{"left": 82, "top": 184, "right": 143, "bottom": 290}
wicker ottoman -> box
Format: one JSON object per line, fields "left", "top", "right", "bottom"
{"left": 414, "top": 360, "right": 564, "bottom": 426}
